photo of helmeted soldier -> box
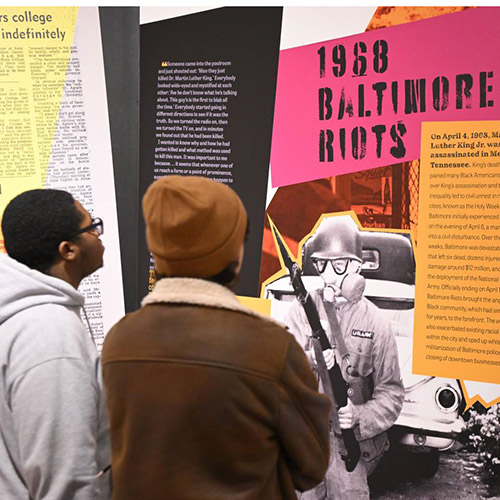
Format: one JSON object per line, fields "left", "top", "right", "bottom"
{"left": 284, "top": 214, "right": 405, "bottom": 500}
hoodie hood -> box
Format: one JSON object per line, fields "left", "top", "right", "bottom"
{"left": 0, "top": 253, "right": 84, "bottom": 325}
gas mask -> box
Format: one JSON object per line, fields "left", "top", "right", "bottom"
{"left": 312, "top": 257, "right": 366, "bottom": 304}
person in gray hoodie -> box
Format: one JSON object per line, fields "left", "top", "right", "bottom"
{"left": 0, "top": 189, "right": 110, "bottom": 500}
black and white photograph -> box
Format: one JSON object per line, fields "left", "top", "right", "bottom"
{"left": 264, "top": 213, "right": 500, "bottom": 499}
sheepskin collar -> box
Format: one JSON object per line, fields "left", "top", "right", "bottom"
{"left": 142, "top": 277, "right": 282, "bottom": 326}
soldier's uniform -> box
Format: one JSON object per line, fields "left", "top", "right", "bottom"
{"left": 285, "top": 291, "right": 404, "bottom": 499}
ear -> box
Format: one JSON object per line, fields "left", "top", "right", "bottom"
{"left": 58, "top": 240, "right": 80, "bottom": 262}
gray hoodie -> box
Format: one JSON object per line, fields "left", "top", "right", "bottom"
{"left": 0, "top": 254, "right": 110, "bottom": 500}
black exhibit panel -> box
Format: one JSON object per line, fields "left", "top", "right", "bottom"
{"left": 139, "top": 7, "right": 283, "bottom": 298}
{"left": 99, "top": 7, "right": 140, "bottom": 313}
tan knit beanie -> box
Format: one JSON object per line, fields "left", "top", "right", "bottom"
{"left": 142, "top": 176, "right": 248, "bottom": 278}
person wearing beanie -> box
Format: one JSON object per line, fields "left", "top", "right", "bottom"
{"left": 102, "top": 176, "right": 331, "bottom": 500}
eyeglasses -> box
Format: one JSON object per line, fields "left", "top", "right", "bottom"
{"left": 70, "top": 217, "right": 104, "bottom": 239}
{"left": 312, "top": 257, "right": 361, "bottom": 275}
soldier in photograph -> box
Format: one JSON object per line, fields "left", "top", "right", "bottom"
{"left": 285, "top": 215, "right": 405, "bottom": 500}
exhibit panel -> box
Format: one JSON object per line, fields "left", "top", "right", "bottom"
{"left": 1, "top": 6, "right": 500, "bottom": 496}
{"left": 0, "top": 7, "right": 124, "bottom": 348}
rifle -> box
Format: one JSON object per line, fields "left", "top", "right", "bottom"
{"left": 270, "top": 220, "right": 361, "bottom": 472}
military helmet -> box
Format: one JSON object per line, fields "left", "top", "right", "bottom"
{"left": 303, "top": 215, "right": 362, "bottom": 271}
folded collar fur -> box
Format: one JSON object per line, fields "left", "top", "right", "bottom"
{"left": 142, "top": 277, "right": 283, "bottom": 327}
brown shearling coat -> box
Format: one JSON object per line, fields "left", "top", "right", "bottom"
{"left": 102, "top": 278, "right": 331, "bottom": 500}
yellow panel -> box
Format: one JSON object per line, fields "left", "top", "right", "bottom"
{"left": 414, "top": 120, "right": 500, "bottom": 384}
{"left": 0, "top": 7, "right": 78, "bottom": 250}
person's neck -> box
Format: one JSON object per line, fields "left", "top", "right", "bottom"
{"left": 45, "top": 261, "right": 81, "bottom": 289}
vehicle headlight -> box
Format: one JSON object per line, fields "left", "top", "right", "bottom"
{"left": 413, "top": 433, "right": 427, "bottom": 446}
{"left": 435, "top": 385, "right": 460, "bottom": 413}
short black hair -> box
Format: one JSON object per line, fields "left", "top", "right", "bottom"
{"left": 2, "top": 189, "right": 84, "bottom": 272}
{"left": 207, "top": 261, "right": 240, "bottom": 288}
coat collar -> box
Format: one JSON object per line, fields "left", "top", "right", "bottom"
{"left": 142, "top": 277, "right": 283, "bottom": 326}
